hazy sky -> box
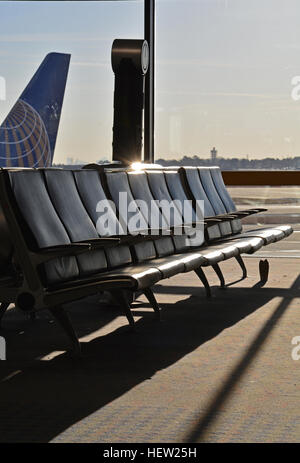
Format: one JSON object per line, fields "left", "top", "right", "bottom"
{"left": 1, "top": 0, "right": 300, "bottom": 163}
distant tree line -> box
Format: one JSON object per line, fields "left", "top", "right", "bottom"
{"left": 156, "top": 155, "right": 300, "bottom": 170}
{"left": 54, "top": 155, "right": 300, "bottom": 170}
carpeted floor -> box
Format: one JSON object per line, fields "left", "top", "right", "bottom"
{"left": 0, "top": 233, "right": 300, "bottom": 442}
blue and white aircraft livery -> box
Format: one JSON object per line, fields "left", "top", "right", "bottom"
{"left": 0, "top": 52, "right": 70, "bottom": 167}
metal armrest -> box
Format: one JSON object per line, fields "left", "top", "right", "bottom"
{"left": 204, "top": 218, "right": 223, "bottom": 224}
{"left": 111, "top": 234, "right": 151, "bottom": 245}
{"left": 237, "top": 208, "right": 268, "bottom": 215}
{"left": 214, "top": 213, "right": 239, "bottom": 220}
{"left": 32, "top": 243, "right": 92, "bottom": 264}
{"left": 230, "top": 211, "right": 252, "bottom": 217}
{"left": 247, "top": 208, "right": 268, "bottom": 213}
{"left": 119, "top": 233, "right": 171, "bottom": 244}
{"left": 203, "top": 214, "right": 237, "bottom": 225}
{"left": 129, "top": 227, "right": 172, "bottom": 237}
{"left": 78, "top": 237, "right": 121, "bottom": 249}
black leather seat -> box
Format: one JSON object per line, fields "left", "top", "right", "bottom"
{"left": 43, "top": 169, "right": 164, "bottom": 290}
{"left": 209, "top": 166, "right": 267, "bottom": 218}
{"left": 205, "top": 167, "right": 293, "bottom": 242}
{"left": 105, "top": 170, "right": 161, "bottom": 261}
{"left": 199, "top": 167, "right": 285, "bottom": 243}
{"left": 146, "top": 169, "right": 242, "bottom": 269}
{"left": 129, "top": 171, "right": 226, "bottom": 270}
{"left": 105, "top": 170, "right": 186, "bottom": 278}
{"left": 8, "top": 169, "right": 80, "bottom": 285}
{"left": 74, "top": 169, "right": 134, "bottom": 268}
{"left": 163, "top": 169, "right": 265, "bottom": 257}
{"left": 2, "top": 169, "right": 166, "bottom": 354}
{"left": 126, "top": 169, "right": 258, "bottom": 297}
{"left": 0, "top": 164, "right": 293, "bottom": 356}
{"left": 180, "top": 166, "right": 292, "bottom": 246}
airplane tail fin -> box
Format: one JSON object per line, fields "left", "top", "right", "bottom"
{"left": 0, "top": 52, "right": 70, "bottom": 167}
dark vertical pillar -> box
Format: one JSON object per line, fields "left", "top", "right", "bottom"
{"left": 144, "top": 0, "right": 155, "bottom": 163}
{"left": 112, "top": 39, "right": 149, "bottom": 166}
{"left": 112, "top": 61, "right": 144, "bottom": 165}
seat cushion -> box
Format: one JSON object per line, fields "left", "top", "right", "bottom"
{"left": 242, "top": 227, "right": 285, "bottom": 244}
{"left": 49, "top": 265, "right": 162, "bottom": 292}
{"left": 272, "top": 225, "right": 293, "bottom": 238}
{"left": 103, "top": 264, "right": 162, "bottom": 290}
{"left": 148, "top": 255, "right": 186, "bottom": 278}
{"left": 177, "top": 236, "right": 263, "bottom": 272}
{"left": 180, "top": 249, "right": 225, "bottom": 272}
{"left": 224, "top": 229, "right": 276, "bottom": 245}
{"left": 205, "top": 243, "right": 240, "bottom": 259}
{"left": 215, "top": 236, "right": 264, "bottom": 254}
{"left": 234, "top": 237, "right": 264, "bottom": 253}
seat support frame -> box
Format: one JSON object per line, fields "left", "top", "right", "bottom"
{"left": 194, "top": 267, "right": 211, "bottom": 298}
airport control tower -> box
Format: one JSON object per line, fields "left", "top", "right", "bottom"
{"left": 211, "top": 147, "right": 217, "bottom": 161}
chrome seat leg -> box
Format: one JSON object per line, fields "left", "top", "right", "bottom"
{"left": 194, "top": 267, "right": 212, "bottom": 298}
{"left": 212, "top": 263, "right": 226, "bottom": 289}
{"left": 235, "top": 255, "right": 247, "bottom": 279}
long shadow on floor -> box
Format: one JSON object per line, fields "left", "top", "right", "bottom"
{"left": 185, "top": 273, "right": 300, "bottom": 442}
{"left": 0, "top": 283, "right": 295, "bottom": 442}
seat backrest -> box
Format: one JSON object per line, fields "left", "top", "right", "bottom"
{"left": 127, "top": 171, "right": 177, "bottom": 256}
{"left": 127, "top": 171, "right": 168, "bottom": 229}
{"left": 178, "top": 167, "right": 221, "bottom": 240}
{"left": 197, "top": 167, "right": 232, "bottom": 237}
{"left": 210, "top": 167, "right": 236, "bottom": 211}
{"left": 74, "top": 169, "right": 133, "bottom": 268}
{"left": 209, "top": 167, "right": 242, "bottom": 233}
{"left": 8, "top": 170, "right": 79, "bottom": 285}
{"left": 44, "top": 169, "right": 109, "bottom": 276}
{"left": 146, "top": 170, "right": 204, "bottom": 248}
{"left": 146, "top": 170, "right": 183, "bottom": 227}
{"left": 105, "top": 171, "right": 158, "bottom": 261}
{"left": 163, "top": 170, "right": 197, "bottom": 223}
{"left": 74, "top": 170, "right": 124, "bottom": 235}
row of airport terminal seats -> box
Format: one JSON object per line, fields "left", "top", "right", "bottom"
{"left": 0, "top": 165, "right": 293, "bottom": 356}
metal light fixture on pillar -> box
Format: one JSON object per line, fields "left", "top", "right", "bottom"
{"left": 111, "top": 39, "right": 149, "bottom": 166}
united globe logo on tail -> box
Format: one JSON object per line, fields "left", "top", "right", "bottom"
{"left": 0, "top": 52, "right": 70, "bottom": 167}
{"left": 0, "top": 99, "right": 52, "bottom": 167}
